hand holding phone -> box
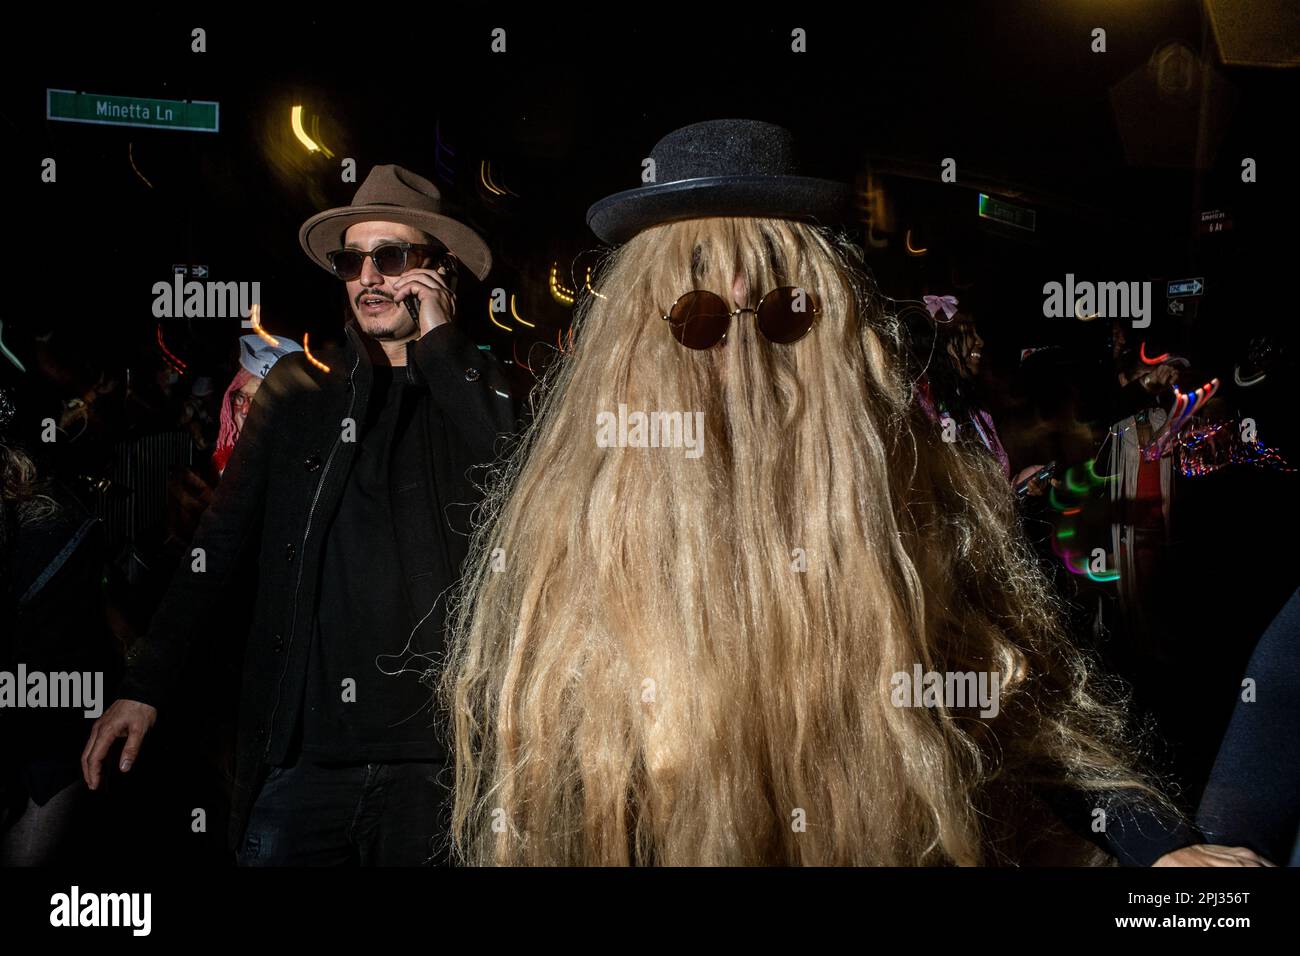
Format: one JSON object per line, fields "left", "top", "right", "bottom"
{"left": 1014, "top": 461, "right": 1056, "bottom": 497}
{"left": 400, "top": 252, "right": 458, "bottom": 327}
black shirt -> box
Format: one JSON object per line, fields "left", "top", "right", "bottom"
{"left": 300, "top": 363, "right": 452, "bottom": 762}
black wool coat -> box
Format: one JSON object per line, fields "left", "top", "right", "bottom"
{"left": 115, "top": 318, "right": 518, "bottom": 852}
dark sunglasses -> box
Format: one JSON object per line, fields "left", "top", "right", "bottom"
{"left": 326, "top": 242, "right": 458, "bottom": 282}
{"left": 661, "top": 287, "right": 820, "bottom": 350}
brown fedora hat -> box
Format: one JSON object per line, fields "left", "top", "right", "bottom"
{"left": 298, "top": 164, "right": 492, "bottom": 280}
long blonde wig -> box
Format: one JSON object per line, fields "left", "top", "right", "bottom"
{"left": 441, "top": 217, "right": 1168, "bottom": 865}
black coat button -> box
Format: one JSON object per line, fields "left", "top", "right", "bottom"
{"left": 304, "top": 453, "right": 322, "bottom": 471}
{"left": 285, "top": 543, "right": 296, "bottom": 561}
{"left": 464, "top": 367, "right": 481, "bottom": 382}
{"left": 272, "top": 633, "right": 284, "bottom": 652}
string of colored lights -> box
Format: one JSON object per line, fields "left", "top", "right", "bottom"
{"left": 1144, "top": 377, "right": 1220, "bottom": 461}
{"left": 1176, "top": 418, "right": 1297, "bottom": 476}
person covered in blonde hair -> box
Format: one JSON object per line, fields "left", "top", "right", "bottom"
{"left": 442, "top": 120, "right": 1269, "bottom": 867}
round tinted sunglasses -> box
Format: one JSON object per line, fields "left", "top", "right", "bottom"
{"left": 327, "top": 242, "right": 458, "bottom": 282}
{"left": 661, "top": 287, "right": 820, "bottom": 350}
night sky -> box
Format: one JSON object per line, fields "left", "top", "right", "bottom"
{"left": 5, "top": 3, "right": 1296, "bottom": 392}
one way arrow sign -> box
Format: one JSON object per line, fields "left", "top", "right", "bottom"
{"left": 1168, "top": 277, "right": 1204, "bottom": 298}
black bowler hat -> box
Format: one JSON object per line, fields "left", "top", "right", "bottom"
{"left": 586, "top": 119, "right": 855, "bottom": 244}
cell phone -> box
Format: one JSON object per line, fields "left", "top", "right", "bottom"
{"left": 435, "top": 252, "right": 459, "bottom": 295}
{"left": 403, "top": 253, "right": 459, "bottom": 321}
{"left": 1014, "top": 460, "right": 1056, "bottom": 497}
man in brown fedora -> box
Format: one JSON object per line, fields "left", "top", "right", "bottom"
{"left": 81, "top": 165, "right": 517, "bottom": 865}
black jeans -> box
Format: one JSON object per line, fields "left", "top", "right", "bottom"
{"left": 1, "top": 779, "right": 85, "bottom": 866}
{"left": 236, "top": 753, "right": 453, "bottom": 866}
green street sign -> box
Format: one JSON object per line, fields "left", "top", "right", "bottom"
{"left": 46, "top": 89, "right": 219, "bottom": 133}
{"left": 977, "top": 192, "right": 1036, "bottom": 232}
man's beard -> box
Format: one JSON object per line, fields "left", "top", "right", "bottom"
{"left": 354, "top": 302, "right": 416, "bottom": 339}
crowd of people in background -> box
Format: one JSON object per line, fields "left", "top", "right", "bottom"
{"left": 2, "top": 261, "right": 1296, "bottom": 865}
{"left": 1, "top": 327, "right": 302, "bottom": 864}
